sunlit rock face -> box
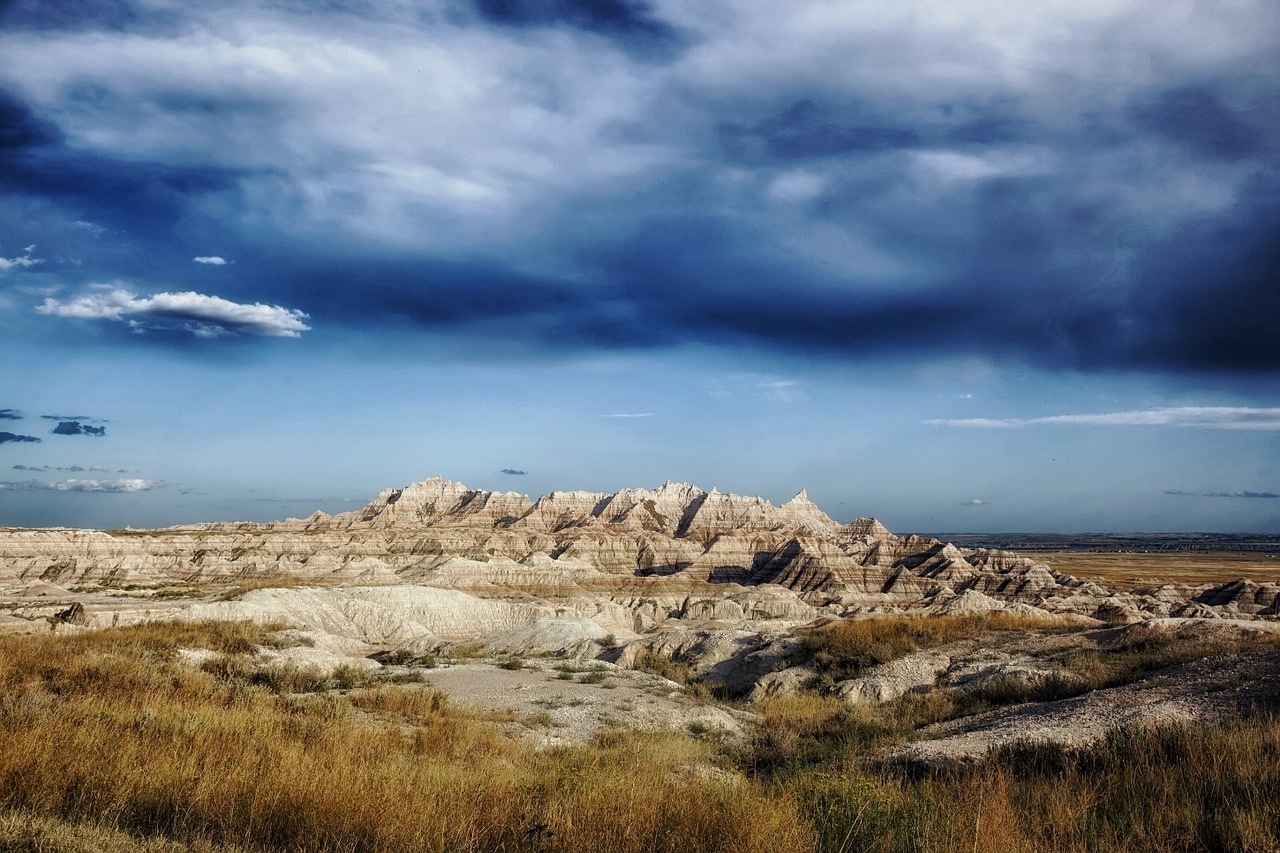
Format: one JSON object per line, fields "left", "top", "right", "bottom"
{"left": 0, "top": 476, "right": 1269, "bottom": 624}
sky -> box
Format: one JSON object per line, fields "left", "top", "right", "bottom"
{"left": 0, "top": 0, "right": 1277, "bottom": 533}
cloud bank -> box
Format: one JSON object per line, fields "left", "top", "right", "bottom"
{"left": 0, "top": 0, "right": 1274, "bottom": 372}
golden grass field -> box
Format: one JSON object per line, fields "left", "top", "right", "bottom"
{"left": 2, "top": 617, "right": 1280, "bottom": 852}
{"left": 1038, "top": 550, "right": 1280, "bottom": 590}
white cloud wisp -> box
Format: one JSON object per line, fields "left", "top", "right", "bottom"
{"left": 36, "top": 288, "right": 311, "bottom": 338}
{"left": 0, "top": 478, "right": 161, "bottom": 493}
{"left": 925, "top": 407, "right": 1280, "bottom": 430}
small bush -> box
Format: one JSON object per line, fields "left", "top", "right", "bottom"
{"left": 788, "top": 772, "right": 897, "bottom": 851}
{"left": 633, "top": 649, "right": 691, "bottom": 684}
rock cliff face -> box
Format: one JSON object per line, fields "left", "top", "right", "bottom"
{"left": 0, "top": 476, "right": 1273, "bottom": 626}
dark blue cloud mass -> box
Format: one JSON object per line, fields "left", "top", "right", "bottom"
{"left": 0, "top": 0, "right": 183, "bottom": 34}
{"left": 471, "top": 0, "right": 686, "bottom": 59}
{"left": 717, "top": 100, "right": 920, "bottom": 162}
{"left": 0, "top": 0, "right": 1276, "bottom": 380}
{"left": 49, "top": 421, "right": 106, "bottom": 437}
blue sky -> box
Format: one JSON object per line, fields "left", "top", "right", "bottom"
{"left": 1, "top": 0, "right": 1277, "bottom": 532}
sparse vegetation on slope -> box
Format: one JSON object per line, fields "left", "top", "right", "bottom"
{"left": 798, "top": 612, "right": 1069, "bottom": 686}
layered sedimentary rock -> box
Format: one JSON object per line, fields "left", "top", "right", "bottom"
{"left": 1, "top": 476, "right": 1273, "bottom": 626}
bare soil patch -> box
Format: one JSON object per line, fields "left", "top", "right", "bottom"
{"left": 417, "top": 661, "right": 753, "bottom": 746}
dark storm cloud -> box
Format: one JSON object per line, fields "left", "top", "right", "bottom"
{"left": 0, "top": 87, "right": 58, "bottom": 153}
{"left": 271, "top": 255, "right": 592, "bottom": 341}
{"left": 1129, "top": 86, "right": 1259, "bottom": 162}
{"left": 500, "top": 468, "right": 527, "bottom": 475}
{"left": 0, "top": 432, "right": 40, "bottom": 444}
{"left": 471, "top": 0, "right": 685, "bottom": 58}
{"left": 0, "top": 0, "right": 182, "bottom": 33}
{"left": 1, "top": 1, "right": 1278, "bottom": 377}
{"left": 0, "top": 409, "right": 21, "bottom": 420}
{"left": 50, "top": 421, "right": 106, "bottom": 437}
{"left": 0, "top": 86, "right": 247, "bottom": 267}
{"left": 717, "top": 100, "right": 920, "bottom": 162}
{"left": 1123, "top": 192, "right": 1280, "bottom": 373}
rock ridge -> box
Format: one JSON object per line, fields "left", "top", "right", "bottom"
{"left": 1, "top": 475, "right": 1274, "bottom": 626}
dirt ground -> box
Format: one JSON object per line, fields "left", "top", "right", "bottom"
{"left": 408, "top": 660, "right": 755, "bottom": 747}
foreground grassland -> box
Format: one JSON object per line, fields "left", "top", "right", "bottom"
{"left": 2, "top": 621, "right": 1280, "bottom": 852}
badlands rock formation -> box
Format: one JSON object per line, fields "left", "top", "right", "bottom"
{"left": 3, "top": 476, "right": 1272, "bottom": 628}
{"left": 6, "top": 475, "right": 1277, "bottom": 759}
{"left": 3, "top": 474, "right": 1279, "bottom": 754}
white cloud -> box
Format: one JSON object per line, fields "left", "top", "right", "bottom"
{"left": 193, "top": 256, "right": 228, "bottom": 265}
{"left": 766, "top": 170, "right": 827, "bottom": 202}
{"left": 36, "top": 287, "right": 311, "bottom": 338}
{"left": 912, "top": 150, "right": 1053, "bottom": 185}
{"left": 754, "top": 378, "right": 805, "bottom": 403}
{"left": 0, "top": 249, "right": 43, "bottom": 270}
{"left": 925, "top": 407, "right": 1280, "bottom": 430}
{"left": 965, "top": 498, "right": 986, "bottom": 506}
{"left": 0, "top": 17, "right": 672, "bottom": 262}
{"left": 0, "top": 478, "right": 161, "bottom": 493}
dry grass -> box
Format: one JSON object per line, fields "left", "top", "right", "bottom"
{"left": 798, "top": 612, "right": 1069, "bottom": 686}
{"left": 754, "top": 710, "right": 1280, "bottom": 853}
{"left": 1040, "top": 550, "right": 1280, "bottom": 590}
{"left": 953, "top": 622, "right": 1280, "bottom": 718}
{"left": 893, "top": 720, "right": 1280, "bottom": 853}
{"left": 0, "top": 809, "right": 253, "bottom": 853}
{"left": 6, "top": 619, "right": 1280, "bottom": 853}
{"left": 632, "top": 649, "right": 692, "bottom": 684}
{"left": 215, "top": 575, "right": 317, "bottom": 600}
{"left": 0, "top": 622, "right": 812, "bottom": 853}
